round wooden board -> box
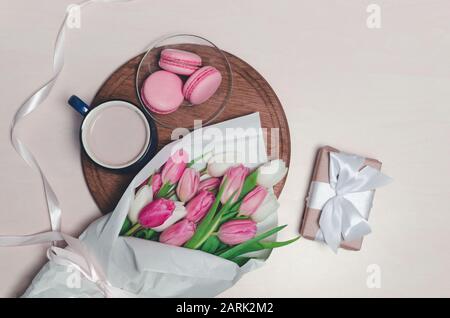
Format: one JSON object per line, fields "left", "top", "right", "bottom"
{"left": 83, "top": 46, "right": 291, "bottom": 214}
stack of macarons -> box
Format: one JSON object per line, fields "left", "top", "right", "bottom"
{"left": 141, "top": 49, "right": 222, "bottom": 115}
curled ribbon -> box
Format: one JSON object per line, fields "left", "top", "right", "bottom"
{"left": 0, "top": 231, "right": 137, "bottom": 297}
{"left": 307, "top": 152, "right": 392, "bottom": 252}
{"left": 9, "top": 0, "right": 135, "bottom": 234}
{"left": 3, "top": 0, "right": 137, "bottom": 297}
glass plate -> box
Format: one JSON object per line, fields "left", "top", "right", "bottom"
{"left": 136, "top": 34, "right": 233, "bottom": 130}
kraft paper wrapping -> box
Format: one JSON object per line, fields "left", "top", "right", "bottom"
{"left": 300, "top": 146, "right": 382, "bottom": 251}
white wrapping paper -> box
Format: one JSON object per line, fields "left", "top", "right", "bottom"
{"left": 22, "top": 113, "right": 277, "bottom": 298}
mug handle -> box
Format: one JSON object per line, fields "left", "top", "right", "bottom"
{"left": 68, "top": 95, "right": 90, "bottom": 116}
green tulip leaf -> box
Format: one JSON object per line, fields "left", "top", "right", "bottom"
{"left": 220, "top": 211, "right": 238, "bottom": 224}
{"left": 200, "top": 235, "right": 221, "bottom": 254}
{"left": 229, "top": 256, "right": 251, "bottom": 267}
{"left": 217, "top": 225, "right": 288, "bottom": 259}
{"left": 184, "top": 179, "right": 228, "bottom": 249}
{"left": 213, "top": 241, "right": 229, "bottom": 255}
{"left": 255, "top": 236, "right": 300, "bottom": 249}
{"left": 134, "top": 228, "right": 156, "bottom": 240}
{"left": 222, "top": 236, "right": 301, "bottom": 259}
{"left": 238, "top": 170, "right": 258, "bottom": 200}
{"left": 119, "top": 217, "right": 132, "bottom": 236}
{"left": 185, "top": 187, "right": 238, "bottom": 250}
{"left": 156, "top": 182, "right": 175, "bottom": 198}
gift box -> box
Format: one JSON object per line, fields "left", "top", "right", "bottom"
{"left": 300, "top": 146, "right": 390, "bottom": 252}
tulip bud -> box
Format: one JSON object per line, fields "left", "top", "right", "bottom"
{"left": 150, "top": 173, "right": 162, "bottom": 195}
{"left": 239, "top": 185, "right": 268, "bottom": 217}
{"left": 176, "top": 168, "right": 200, "bottom": 202}
{"left": 129, "top": 185, "right": 153, "bottom": 224}
{"left": 160, "top": 219, "right": 196, "bottom": 246}
{"left": 218, "top": 219, "right": 257, "bottom": 245}
{"left": 138, "top": 198, "right": 175, "bottom": 228}
{"left": 220, "top": 164, "right": 249, "bottom": 204}
{"left": 186, "top": 190, "right": 215, "bottom": 223}
{"left": 152, "top": 201, "right": 187, "bottom": 232}
{"left": 251, "top": 192, "right": 280, "bottom": 223}
{"left": 207, "top": 152, "right": 240, "bottom": 177}
{"left": 161, "top": 149, "right": 189, "bottom": 184}
{"left": 256, "top": 159, "right": 288, "bottom": 188}
{"left": 197, "top": 177, "right": 221, "bottom": 193}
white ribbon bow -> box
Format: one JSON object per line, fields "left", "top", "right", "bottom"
{"left": 307, "top": 152, "right": 392, "bottom": 252}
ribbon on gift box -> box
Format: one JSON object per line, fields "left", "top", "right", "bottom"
{"left": 306, "top": 152, "right": 392, "bottom": 252}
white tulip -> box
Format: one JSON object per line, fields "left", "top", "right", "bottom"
{"left": 251, "top": 192, "right": 280, "bottom": 223}
{"left": 128, "top": 185, "right": 153, "bottom": 224}
{"left": 200, "top": 173, "right": 212, "bottom": 181}
{"left": 256, "top": 159, "right": 288, "bottom": 188}
{"left": 152, "top": 201, "right": 187, "bottom": 232}
{"left": 207, "top": 152, "right": 240, "bottom": 177}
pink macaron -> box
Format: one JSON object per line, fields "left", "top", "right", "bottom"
{"left": 159, "top": 49, "right": 202, "bottom": 76}
{"left": 141, "top": 70, "right": 184, "bottom": 114}
{"left": 183, "top": 66, "right": 222, "bottom": 105}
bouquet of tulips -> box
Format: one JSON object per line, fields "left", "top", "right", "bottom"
{"left": 21, "top": 114, "right": 295, "bottom": 297}
{"left": 119, "top": 149, "right": 298, "bottom": 266}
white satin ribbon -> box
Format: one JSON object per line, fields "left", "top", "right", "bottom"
{"left": 307, "top": 152, "right": 392, "bottom": 252}
{"left": 0, "top": 231, "right": 137, "bottom": 297}
{"left": 4, "top": 0, "right": 137, "bottom": 297}
{"left": 9, "top": 0, "right": 136, "bottom": 232}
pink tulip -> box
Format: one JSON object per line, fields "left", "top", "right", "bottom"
{"left": 239, "top": 185, "right": 268, "bottom": 216}
{"left": 161, "top": 149, "right": 189, "bottom": 184}
{"left": 160, "top": 219, "right": 196, "bottom": 246}
{"left": 220, "top": 165, "right": 249, "bottom": 204}
{"left": 150, "top": 173, "right": 162, "bottom": 195}
{"left": 176, "top": 168, "right": 200, "bottom": 202}
{"left": 218, "top": 219, "right": 257, "bottom": 245}
{"left": 138, "top": 198, "right": 175, "bottom": 228}
{"left": 198, "top": 177, "right": 221, "bottom": 193}
{"left": 185, "top": 190, "right": 215, "bottom": 223}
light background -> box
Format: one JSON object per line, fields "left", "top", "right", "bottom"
{"left": 0, "top": 0, "right": 449, "bottom": 297}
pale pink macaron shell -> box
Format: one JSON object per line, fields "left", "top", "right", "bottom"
{"left": 141, "top": 70, "right": 184, "bottom": 114}
{"left": 159, "top": 49, "right": 202, "bottom": 76}
{"left": 183, "top": 66, "right": 222, "bottom": 105}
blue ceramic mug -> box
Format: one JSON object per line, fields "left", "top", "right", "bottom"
{"left": 68, "top": 95, "right": 158, "bottom": 172}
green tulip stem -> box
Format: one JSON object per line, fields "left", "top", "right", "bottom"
{"left": 238, "top": 170, "right": 258, "bottom": 200}
{"left": 156, "top": 182, "right": 175, "bottom": 198}
{"left": 187, "top": 151, "right": 213, "bottom": 168}
{"left": 146, "top": 174, "right": 154, "bottom": 186}
{"left": 124, "top": 223, "right": 142, "bottom": 236}
{"left": 166, "top": 190, "right": 176, "bottom": 198}
{"left": 184, "top": 179, "right": 230, "bottom": 249}
{"left": 189, "top": 190, "right": 237, "bottom": 249}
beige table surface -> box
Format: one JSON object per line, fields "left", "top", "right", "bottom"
{"left": 0, "top": 0, "right": 449, "bottom": 298}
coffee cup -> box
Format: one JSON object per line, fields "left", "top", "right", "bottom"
{"left": 68, "top": 95, "right": 158, "bottom": 172}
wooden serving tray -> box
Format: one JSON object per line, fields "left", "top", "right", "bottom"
{"left": 82, "top": 45, "right": 291, "bottom": 214}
